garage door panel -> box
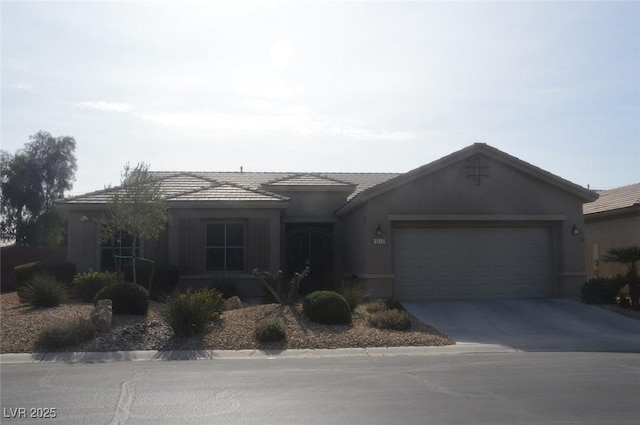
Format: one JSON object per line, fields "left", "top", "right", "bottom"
{"left": 394, "top": 227, "right": 551, "bottom": 300}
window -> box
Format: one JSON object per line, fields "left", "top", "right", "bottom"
{"left": 205, "top": 223, "right": 245, "bottom": 271}
{"left": 100, "top": 230, "right": 139, "bottom": 273}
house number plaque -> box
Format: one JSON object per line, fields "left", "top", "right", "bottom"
{"left": 373, "top": 238, "right": 386, "bottom": 245}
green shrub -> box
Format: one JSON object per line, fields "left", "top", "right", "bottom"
{"left": 71, "top": 270, "right": 119, "bottom": 302}
{"left": 337, "top": 280, "right": 368, "bottom": 311}
{"left": 302, "top": 290, "right": 352, "bottom": 325}
{"left": 581, "top": 276, "right": 626, "bottom": 304}
{"left": 255, "top": 318, "right": 286, "bottom": 343}
{"left": 367, "top": 308, "right": 411, "bottom": 330}
{"left": 163, "top": 288, "right": 225, "bottom": 337}
{"left": 14, "top": 260, "right": 76, "bottom": 290}
{"left": 34, "top": 318, "right": 95, "bottom": 351}
{"left": 94, "top": 282, "right": 149, "bottom": 315}
{"left": 17, "top": 274, "right": 67, "bottom": 308}
{"left": 123, "top": 259, "right": 180, "bottom": 300}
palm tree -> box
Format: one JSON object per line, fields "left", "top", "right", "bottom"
{"left": 604, "top": 246, "right": 640, "bottom": 309}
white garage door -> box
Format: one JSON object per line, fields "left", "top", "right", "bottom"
{"left": 393, "top": 227, "right": 551, "bottom": 300}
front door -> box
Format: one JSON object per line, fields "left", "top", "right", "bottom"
{"left": 285, "top": 224, "right": 334, "bottom": 295}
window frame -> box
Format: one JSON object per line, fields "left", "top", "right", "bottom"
{"left": 204, "top": 222, "right": 246, "bottom": 272}
{"left": 100, "top": 229, "right": 140, "bottom": 273}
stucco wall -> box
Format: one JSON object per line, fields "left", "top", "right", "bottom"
{"left": 167, "top": 207, "right": 282, "bottom": 275}
{"left": 339, "top": 153, "right": 589, "bottom": 298}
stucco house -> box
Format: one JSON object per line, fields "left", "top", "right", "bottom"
{"left": 583, "top": 183, "right": 640, "bottom": 279}
{"left": 57, "top": 143, "right": 597, "bottom": 300}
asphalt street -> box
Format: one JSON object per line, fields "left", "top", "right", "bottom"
{"left": 2, "top": 352, "right": 639, "bottom": 425}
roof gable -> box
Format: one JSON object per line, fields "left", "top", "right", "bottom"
{"left": 336, "top": 143, "right": 598, "bottom": 215}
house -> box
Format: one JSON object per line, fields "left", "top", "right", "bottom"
{"left": 583, "top": 183, "right": 640, "bottom": 279}
{"left": 56, "top": 143, "right": 598, "bottom": 300}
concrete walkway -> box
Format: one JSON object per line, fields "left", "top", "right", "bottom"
{"left": 403, "top": 298, "right": 640, "bottom": 352}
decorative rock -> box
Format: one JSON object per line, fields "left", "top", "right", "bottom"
{"left": 90, "top": 299, "right": 113, "bottom": 331}
{"left": 224, "top": 296, "right": 243, "bottom": 311}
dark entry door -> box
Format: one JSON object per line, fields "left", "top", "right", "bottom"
{"left": 285, "top": 224, "right": 334, "bottom": 294}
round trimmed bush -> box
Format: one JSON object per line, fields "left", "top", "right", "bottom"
{"left": 71, "top": 271, "right": 119, "bottom": 302}
{"left": 94, "top": 282, "right": 149, "bottom": 315}
{"left": 302, "top": 290, "right": 352, "bottom": 325}
{"left": 255, "top": 318, "right": 286, "bottom": 343}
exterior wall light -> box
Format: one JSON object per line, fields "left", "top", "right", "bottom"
{"left": 376, "top": 224, "right": 383, "bottom": 236}
{"left": 572, "top": 224, "right": 579, "bottom": 235}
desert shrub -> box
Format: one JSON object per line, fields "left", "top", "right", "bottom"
{"left": 337, "top": 280, "right": 368, "bottom": 311}
{"left": 302, "top": 290, "right": 352, "bottom": 325}
{"left": 123, "top": 259, "right": 180, "bottom": 300}
{"left": 368, "top": 308, "right": 411, "bottom": 331}
{"left": 14, "top": 260, "right": 76, "bottom": 290}
{"left": 94, "top": 282, "right": 149, "bottom": 315}
{"left": 581, "top": 276, "right": 627, "bottom": 304}
{"left": 365, "top": 299, "right": 405, "bottom": 313}
{"left": 17, "top": 274, "right": 67, "bottom": 308}
{"left": 71, "top": 270, "right": 119, "bottom": 302}
{"left": 163, "top": 288, "right": 225, "bottom": 337}
{"left": 365, "top": 300, "right": 387, "bottom": 314}
{"left": 34, "top": 318, "right": 95, "bottom": 351}
{"left": 255, "top": 318, "right": 286, "bottom": 343}
{"left": 253, "top": 266, "right": 309, "bottom": 305}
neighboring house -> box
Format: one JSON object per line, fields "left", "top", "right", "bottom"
{"left": 583, "top": 183, "right": 640, "bottom": 279}
{"left": 56, "top": 143, "right": 597, "bottom": 300}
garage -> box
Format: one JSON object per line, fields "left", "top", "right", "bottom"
{"left": 393, "top": 226, "right": 552, "bottom": 300}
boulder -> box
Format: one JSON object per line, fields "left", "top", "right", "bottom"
{"left": 90, "top": 299, "right": 113, "bottom": 331}
{"left": 224, "top": 296, "right": 243, "bottom": 311}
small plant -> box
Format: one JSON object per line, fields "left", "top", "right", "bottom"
{"left": 255, "top": 318, "right": 287, "bottom": 343}
{"left": 34, "top": 318, "right": 96, "bottom": 350}
{"left": 94, "top": 282, "right": 149, "bottom": 315}
{"left": 17, "top": 274, "right": 67, "bottom": 308}
{"left": 302, "top": 290, "right": 352, "bottom": 325}
{"left": 71, "top": 270, "right": 119, "bottom": 302}
{"left": 337, "top": 280, "right": 368, "bottom": 311}
{"left": 163, "top": 288, "right": 225, "bottom": 337}
{"left": 581, "top": 276, "right": 626, "bottom": 304}
{"left": 367, "top": 308, "right": 411, "bottom": 331}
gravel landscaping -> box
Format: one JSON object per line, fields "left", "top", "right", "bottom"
{"left": 0, "top": 292, "right": 454, "bottom": 354}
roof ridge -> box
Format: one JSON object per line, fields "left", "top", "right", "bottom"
{"left": 215, "top": 180, "right": 290, "bottom": 200}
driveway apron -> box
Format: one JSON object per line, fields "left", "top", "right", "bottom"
{"left": 403, "top": 299, "right": 640, "bottom": 352}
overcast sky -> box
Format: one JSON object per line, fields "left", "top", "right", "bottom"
{"left": 2, "top": 1, "right": 638, "bottom": 196}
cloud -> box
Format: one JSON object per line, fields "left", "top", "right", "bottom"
{"left": 76, "top": 101, "right": 132, "bottom": 113}
{"left": 6, "top": 83, "right": 35, "bottom": 93}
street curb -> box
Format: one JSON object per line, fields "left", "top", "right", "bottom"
{"left": 0, "top": 343, "right": 516, "bottom": 364}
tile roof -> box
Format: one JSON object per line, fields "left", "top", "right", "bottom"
{"left": 583, "top": 182, "right": 640, "bottom": 215}
{"left": 59, "top": 171, "right": 399, "bottom": 205}
{"left": 263, "top": 173, "right": 355, "bottom": 187}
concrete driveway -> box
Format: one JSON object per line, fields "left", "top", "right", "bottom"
{"left": 403, "top": 299, "right": 640, "bottom": 352}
